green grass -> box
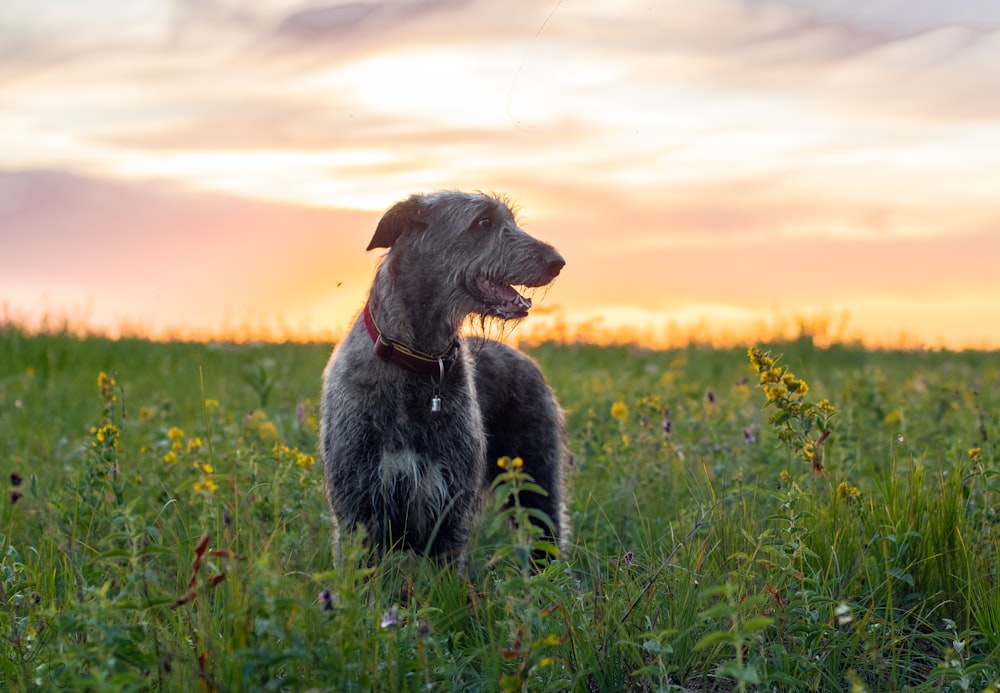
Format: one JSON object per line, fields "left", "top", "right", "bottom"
{"left": 1, "top": 326, "right": 998, "bottom": 691}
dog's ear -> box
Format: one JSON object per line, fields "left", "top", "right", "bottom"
{"left": 367, "top": 197, "right": 427, "bottom": 250}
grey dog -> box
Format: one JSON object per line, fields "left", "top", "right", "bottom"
{"left": 320, "top": 191, "right": 568, "bottom": 562}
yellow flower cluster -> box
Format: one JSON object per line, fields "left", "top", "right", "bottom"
{"left": 246, "top": 410, "right": 279, "bottom": 441}
{"left": 801, "top": 442, "right": 815, "bottom": 461}
{"left": 497, "top": 456, "right": 524, "bottom": 471}
{"left": 782, "top": 372, "right": 809, "bottom": 395}
{"left": 748, "top": 349, "right": 811, "bottom": 402}
{"left": 164, "top": 426, "right": 186, "bottom": 464}
{"left": 193, "top": 479, "right": 218, "bottom": 494}
{"left": 610, "top": 401, "right": 629, "bottom": 421}
{"left": 192, "top": 457, "right": 218, "bottom": 495}
{"left": 161, "top": 427, "right": 218, "bottom": 494}
{"left": 763, "top": 384, "right": 788, "bottom": 402}
{"left": 883, "top": 409, "right": 903, "bottom": 425}
{"left": 968, "top": 447, "right": 982, "bottom": 462}
{"left": 97, "top": 371, "right": 116, "bottom": 402}
{"left": 90, "top": 423, "right": 120, "bottom": 450}
{"left": 749, "top": 346, "right": 835, "bottom": 475}
{"left": 274, "top": 444, "right": 315, "bottom": 468}
{"left": 836, "top": 481, "right": 862, "bottom": 502}
{"left": 748, "top": 349, "right": 775, "bottom": 371}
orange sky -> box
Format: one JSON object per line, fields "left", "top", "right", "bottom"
{"left": 2, "top": 0, "right": 1000, "bottom": 349}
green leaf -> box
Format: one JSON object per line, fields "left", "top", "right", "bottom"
{"left": 741, "top": 616, "right": 774, "bottom": 632}
{"left": 694, "top": 630, "right": 735, "bottom": 651}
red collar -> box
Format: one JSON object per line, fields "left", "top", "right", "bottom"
{"left": 362, "top": 302, "right": 460, "bottom": 377}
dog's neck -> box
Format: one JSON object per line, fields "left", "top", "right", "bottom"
{"left": 366, "top": 264, "right": 466, "bottom": 355}
{"left": 362, "top": 301, "right": 460, "bottom": 377}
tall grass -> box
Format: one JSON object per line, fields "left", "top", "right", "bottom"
{"left": 0, "top": 326, "right": 997, "bottom": 691}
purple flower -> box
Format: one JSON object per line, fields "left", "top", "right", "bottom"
{"left": 318, "top": 589, "right": 338, "bottom": 612}
{"left": 380, "top": 607, "right": 400, "bottom": 629}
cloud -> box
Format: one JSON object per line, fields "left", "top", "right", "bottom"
{"left": 0, "top": 169, "right": 379, "bottom": 336}
{"left": 274, "top": 0, "right": 471, "bottom": 41}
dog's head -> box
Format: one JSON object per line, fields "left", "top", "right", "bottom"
{"left": 368, "top": 192, "right": 564, "bottom": 321}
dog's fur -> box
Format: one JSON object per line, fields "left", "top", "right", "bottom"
{"left": 320, "top": 191, "right": 568, "bottom": 561}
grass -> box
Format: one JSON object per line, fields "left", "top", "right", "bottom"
{"left": 0, "top": 325, "right": 998, "bottom": 691}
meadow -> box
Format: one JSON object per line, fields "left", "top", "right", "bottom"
{"left": 0, "top": 325, "right": 998, "bottom": 692}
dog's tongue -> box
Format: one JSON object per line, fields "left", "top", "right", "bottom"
{"left": 482, "top": 280, "right": 531, "bottom": 319}
{"left": 498, "top": 284, "right": 531, "bottom": 310}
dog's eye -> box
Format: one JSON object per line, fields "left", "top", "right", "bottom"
{"left": 476, "top": 216, "right": 492, "bottom": 230}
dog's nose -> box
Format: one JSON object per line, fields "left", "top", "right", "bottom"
{"left": 544, "top": 249, "right": 565, "bottom": 277}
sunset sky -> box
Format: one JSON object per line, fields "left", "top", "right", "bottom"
{"left": 3, "top": 0, "right": 999, "bottom": 348}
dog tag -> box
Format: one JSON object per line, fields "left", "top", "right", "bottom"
{"left": 430, "top": 357, "right": 444, "bottom": 414}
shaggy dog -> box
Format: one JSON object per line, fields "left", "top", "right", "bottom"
{"left": 320, "top": 191, "right": 568, "bottom": 561}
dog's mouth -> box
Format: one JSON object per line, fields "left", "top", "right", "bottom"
{"left": 472, "top": 278, "right": 532, "bottom": 320}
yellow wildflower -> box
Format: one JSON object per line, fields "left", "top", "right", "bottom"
{"left": 204, "top": 399, "right": 220, "bottom": 413}
{"left": 258, "top": 421, "right": 278, "bottom": 441}
{"left": 802, "top": 442, "right": 815, "bottom": 460}
{"left": 247, "top": 410, "right": 279, "bottom": 441}
{"left": 497, "top": 456, "right": 524, "bottom": 470}
{"left": 779, "top": 469, "right": 791, "bottom": 485}
{"left": 748, "top": 347, "right": 774, "bottom": 371}
{"left": 97, "top": 371, "right": 117, "bottom": 403}
{"left": 163, "top": 451, "right": 178, "bottom": 465}
{"left": 295, "top": 452, "right": 315, "bottom": 468}
{"left": 167, "top": 427, "right": 185, "bottom": 441}
{"left": 193, "top": 479, "right": 218, "bottom": 494}
{"left": 836, "top": 481, "right": 861, "bottom": 502}
{"left": 610, "top": 401, "right": 629, "bottom": 421}
{"left": 94, "top": 423, "right": 119, "bottom": 444}
{"left": 883, "top": 410, "right": 902, "bottom": 425}
{"left": 786, "top": 378, "right": 809, "bottom": 396}
{"left": 138, "top": 406, "right": 156, "bottom": 422}
{"left": 764, "top": 384, "right": 788, "bottom": 401}
{"left": 969, "top": 447, "right": 982, "bottom": 462}
{"left": 187, "top": 436, "right": 203, "bottom": 453}
{"left": 760, "top": 368, "right": 783, "bottom": 384}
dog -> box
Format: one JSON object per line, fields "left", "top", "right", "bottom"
{"left": 320, "top": 191, "right": 568, "bottom": 562}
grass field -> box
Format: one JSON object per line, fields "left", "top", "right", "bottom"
{"left": 1, "top": 325, "right": 998, "bottom": 692}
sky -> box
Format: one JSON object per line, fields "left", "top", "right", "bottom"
{"left": 2, "top": 0, "right": 1000, "bottom": 348}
